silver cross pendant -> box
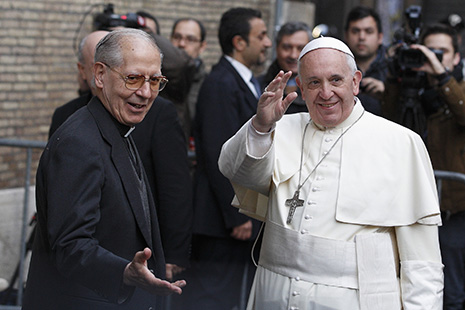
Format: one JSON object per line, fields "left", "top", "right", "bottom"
{"left": 285, "top": 190, "right": 304, "bottom": 224}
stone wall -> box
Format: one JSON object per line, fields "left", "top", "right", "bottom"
{"left": 0, "top": 0, "right": 274, "bottom": 189}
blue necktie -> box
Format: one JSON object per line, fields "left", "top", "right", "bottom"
{"left": 250, "top": 76, "right": 262, "bottom": 99}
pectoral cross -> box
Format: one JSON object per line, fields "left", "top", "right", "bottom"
{"left": 285, "top": 190, "right": 304, "bottom": 224}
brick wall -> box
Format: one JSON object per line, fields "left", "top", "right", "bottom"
{"left": 0, "top": 0, "right": 273, "bottom": 189}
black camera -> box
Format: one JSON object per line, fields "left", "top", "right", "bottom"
{"left": 397, "top": 46, "right": 443, "bottom": 69}
{"left": 93, "top": 3, "right": 146, "bottom": 31}
{"left": 392, "top": 5, "right": 443, "bottom": 70}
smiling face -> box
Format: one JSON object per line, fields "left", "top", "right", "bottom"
{"left": 297, "top": 48, "right": 362, "bottom": 127}
{"left": 94, "top": 37, "right": 161, "bottom": 127}
{"left": 276, "top": 30, "right": 310, "bottom": 74}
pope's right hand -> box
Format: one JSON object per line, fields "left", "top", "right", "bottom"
{"left": 252, "top": 71, "right": 298, "bottom": 133}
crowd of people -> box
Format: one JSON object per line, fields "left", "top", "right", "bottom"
{"left": 17, "top": 3, "right": 465, "bottom": 310}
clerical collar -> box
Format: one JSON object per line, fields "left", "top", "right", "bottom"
{"left": 111, "top": 116, "right": 135, "bottom": 138}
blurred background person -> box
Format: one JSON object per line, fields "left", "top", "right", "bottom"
{"left": 49, "top": 30, "right": 109, "bottom": 137}
{"left": 344, "top": 5, "right": 388, "bottom": 116}
{"left": 170, "top": 17, "right": 208, "bottom": 144}
{"left": 171, "top": 7, "right": 271, "bottom": 310}
{"left": 137, "top": 10, "right": 161, "bottom": 36}
{"left": 383, "top": 23, "right": 465, "bottom": 309}
{"left": 259, "top": 21, "right": 311, "bottom": 114}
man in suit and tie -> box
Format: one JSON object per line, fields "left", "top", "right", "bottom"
{"left": 171, "top": 7, "right": 272, "bottom": 310}
{"left": 23, "top": 28, "right": 185, "bottom": 310}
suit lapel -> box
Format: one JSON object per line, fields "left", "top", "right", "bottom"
{"left": 87, "top": 98, "right": 154, "bottom": 249}
{"left": 219, "top": 56, "right": 258, "bottom": 111}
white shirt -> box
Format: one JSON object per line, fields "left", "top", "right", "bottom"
{"left": 224, "top": 55, "right": 260, "bottom": 98}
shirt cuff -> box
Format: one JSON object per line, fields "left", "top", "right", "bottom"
{"left": 247, "top": 118, "right": 274, "bottom": 157}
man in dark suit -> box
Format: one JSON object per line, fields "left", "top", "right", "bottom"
{"left": 132, "top": 98, "right": 193, "bottom": 281}
{"left": 23, "top": 28, "right": 185, "bottom": 310}
{"left": 259, "top": 21, "right": 311, "bottom": 114}
{"left": 171, "top": 7, "right": 272, "bottom": 310}
{"left": 48, "top": 30, "right": 193, "bottom": 283}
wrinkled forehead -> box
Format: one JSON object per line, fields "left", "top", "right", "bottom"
{"left": 298, "top": 47, "right": 356, "bottom": 78}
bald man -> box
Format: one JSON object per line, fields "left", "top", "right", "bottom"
{"left": 77, "top": 30, "right": 109, "bottom": 95}
{"left": 49, "top": 30, "right": 109, "bottom": 137}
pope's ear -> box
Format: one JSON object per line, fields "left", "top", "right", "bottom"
{"left": 353, "top": 70, "right": 363, "bottom": 95}
{"left": 93, "top": 62, "right": 105, "bottom": 89}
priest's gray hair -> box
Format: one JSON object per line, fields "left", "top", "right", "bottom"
{"left": 94, "top": 28, "right": 163, "bottom": 68}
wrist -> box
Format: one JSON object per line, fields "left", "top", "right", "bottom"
{"left": 252, "top": 117, "right": 272, "bottom": 133}
{"left": 433, "top": 70, "right": 451, "bottom": 86}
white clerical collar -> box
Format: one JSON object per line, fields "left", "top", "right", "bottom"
{"left": 124, "top": 126, "right": 136, "bottom": 138}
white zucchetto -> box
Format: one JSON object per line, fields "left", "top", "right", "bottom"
{"left": 299, "top": 36, "right": 355, "bottom": 60}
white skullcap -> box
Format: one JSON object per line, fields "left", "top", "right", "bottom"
{"left": 298, "top": 36, "right": 354, "bottom": 60}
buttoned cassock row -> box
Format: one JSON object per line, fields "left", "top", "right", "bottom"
{"left": 219, "top": 101, "right": 444, "bottom": 310}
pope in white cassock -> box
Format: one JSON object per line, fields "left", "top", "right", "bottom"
{"left": 218, "top": 37, "right": 444, "bottom": 310}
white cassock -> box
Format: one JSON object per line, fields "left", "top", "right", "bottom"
{"left": 218, "top": 100, "right": 444, "bottom": 310}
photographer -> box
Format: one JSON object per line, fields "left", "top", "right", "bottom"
{"left": 384, "top": 23, "right": 465, "bottom": 310}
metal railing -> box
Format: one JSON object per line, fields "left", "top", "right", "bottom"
{"left": 0, "top": 136, "right": 463, "bottom": 309}
{"left": 434, "top": 170, "right": 465, "bottom": 203}
{"left": 0, "top": 138, "right": 46, "bottom": 309}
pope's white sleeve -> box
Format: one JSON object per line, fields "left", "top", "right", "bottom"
{"left": 396, "top": 224, "right": 444, "bottom": 310}
{"left": 247, "top": 119, "right": 274, "bottom": 157}
{"left": 219, "top": 118, "right": 274, "bottom": 195}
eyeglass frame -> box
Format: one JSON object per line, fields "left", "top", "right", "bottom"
{"left": 101, "top": 62, "right": 168, "bottom": 92}
{"left": 171, "top": 33, "right": 202, "bottom": 44}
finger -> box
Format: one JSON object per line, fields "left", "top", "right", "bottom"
{"left": 173, "top": 280, "right": 187, "bottom": 288}
{"left": 280, "top": 71, "right": 293, "bottom": 86}
{"left": 271, "top": 70, "right": 285, "bottom": 81}
{"left": 264, "top": 70, "right": 288, "bottom": 93}
{"left": 282, "top": 92, "right": 298, "bottom": 110}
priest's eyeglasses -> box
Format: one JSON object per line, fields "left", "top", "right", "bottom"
{"left": 103, "top": 63, "right": 168, "bottom": 92}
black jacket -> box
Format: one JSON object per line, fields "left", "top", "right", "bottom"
{"left": 23, "top": 97, "right": 165, "bottom": 309}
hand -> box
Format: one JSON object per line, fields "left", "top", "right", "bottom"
{"left": 360, "top": 77, "right": 385, "bottom": 99}
{"left": 252, "top": 71, "right": 298, "bottom": 132}
{"left": 230, "top": 220, "right": 252, "bottom": 240}
{"left": 165, "top": 263, "right": 185, "bottom": 281}
{"left": 410, "top": 44, "right": 446, "bottom": 75}
{"left": 124, "top": 248, "right": 186, "bottom": 296}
